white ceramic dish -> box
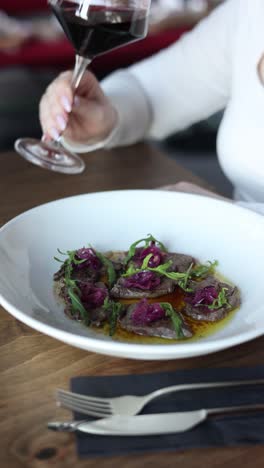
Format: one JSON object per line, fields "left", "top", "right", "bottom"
{"left": 0, "top": 189, "right": 263, "bottom": 360}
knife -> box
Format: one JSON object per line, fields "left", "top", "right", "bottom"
{"left": 48, "top": 403, "right": 264, "bottom": 436}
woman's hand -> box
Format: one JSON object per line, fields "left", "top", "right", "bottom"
{"left": 39, "top": 70, "right": 118, "bottom": 145}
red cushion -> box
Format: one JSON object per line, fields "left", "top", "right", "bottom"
{"left": 1, "top": 0, "right": 48, "bottom": 14}
{"left": 0, "top": 38, "right": 74, "bottom": 70}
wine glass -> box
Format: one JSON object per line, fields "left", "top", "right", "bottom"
{"left": 15, "top": 0, "right": 151, "bottom": 174}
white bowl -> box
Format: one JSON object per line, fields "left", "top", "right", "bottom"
{"left": 0, "top": 189, "right": 263, "bottom": 360}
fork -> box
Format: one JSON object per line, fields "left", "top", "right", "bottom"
{"left": 56, "top": 378, "right": 264, "bottom": 418}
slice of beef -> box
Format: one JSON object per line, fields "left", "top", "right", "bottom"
{"left": 57, "top": 280, "right": 109, "bottom": 327}
{"left": 110, "top": 276, "right": 175, "bottom": 299}
{"left": 53, "top": 264, "right": 66, "bottom": 281}
{"left": 89, "top": 306, "right": 108, "bottom": 327}
{"left": 183, "top": 276, "right": 241, "bottom": 322}
{"left": 104, "top": 250, "right": 127, "bottom": 273}
{"left": 119, "top": 304, "right": 192, "bottom": 340}
{"left": 128, "top": 250, "right": 195, "bottom": 273}
{"left": 53, "top": 264, "right": 100, "bottom": 283}
{"left": 165, "top": 252, "right": 196, "bottom": 273}
{"left": 79, "top": 280, "right": 109, "bottom": 326}
{"left": 72, "top": 267, "right": 100, "bottom": 283}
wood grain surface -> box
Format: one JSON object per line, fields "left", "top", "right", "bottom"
{"left": 1, "top": 144, "right": 263, "bottom": 468}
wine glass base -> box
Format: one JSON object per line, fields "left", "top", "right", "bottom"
{"left": 15, "top": 138, "right": 85, "bottom": 175}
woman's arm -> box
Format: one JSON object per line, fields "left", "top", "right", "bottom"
{"left": 39, "top": 0, "right": 240, "bottom": 153}
{"left": 102, "top": 0, "right": 240, "bottom": 148}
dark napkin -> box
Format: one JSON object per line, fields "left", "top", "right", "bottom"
{"left": 71, "top": 365, "right": 264, "bottom": 458}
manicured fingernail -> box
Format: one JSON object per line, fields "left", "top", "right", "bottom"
{"left": 50, "top": 127, "right": 60, "bottom": 140}
{"left": 56, "top": 115, "right": 67, "bottom": 131}
{"left": 43, "top": 134, "right": 52, "bottom": 142}
{"left": 74, "top": 96, "right": 80, "bottom": 107}
{"left": 61, "top": 96, "right": 72, "bottom": 113}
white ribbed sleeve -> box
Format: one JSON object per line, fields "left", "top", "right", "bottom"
{"left": 63, "top": 0, "right": 240, "bottom": 152}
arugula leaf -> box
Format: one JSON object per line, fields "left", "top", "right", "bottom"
{"left": 177, "top": 262, "right": 194, "bottom": 292}
{"left": 124, "top": 234, "right": 168, "bottom": 265}
{"left": 55, "top": 249, "right": 89, "bottom": 323}
{"left": 141, "top": 253, "right": 155, "bottom": 269}
{"left": 191, "top": 260, "right": 218, "bottom": 279}
{"left": 150, "top": 263, "right": 188, "bottom": 282}
{"left": 208, "top": 287, "right": 230, "bottom": 310}
{"left": 94, "top": 250, "right": 116, "bottom": 286}
{"left": 55, "top": 249, "right": 86, "bottom": 266}
{"left": 123, "top": 254, "right": 191, "bottom": 290}
{"left": 68, "top": 250, "right": 87, "bottom": 266}
{"left": 103, "top": 298, "right": 124, "bottom": 336}
{"left": 122, "top": 253, "right": 153, "bottom": 277}
{"left": 54, "top": 256, "right": 65, "bottom": 263}
{"left": 123, "top": 253, "right": 156, "bottom": 276}
{"left": 57, "top": 248, "right": 68, "bottom": 256}
{"left": 159, "top": 302, "right": 184, "bottom": 338}
{"left": 68, "top": 287, "right": 89, "bottom": 323}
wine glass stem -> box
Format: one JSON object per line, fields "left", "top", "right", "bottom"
{"left": 71, "top": 55, "right": 92, "bottom": 90}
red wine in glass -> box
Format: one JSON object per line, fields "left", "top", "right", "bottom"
{"left": 14, "top": 0, "right": 150, "bottom": 175}
{"left": 52, "top": 3, "right": 149, "bottom": 59}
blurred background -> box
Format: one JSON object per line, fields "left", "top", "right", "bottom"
{"left": 0, "top": 0, "right": 232, "bottom": 195}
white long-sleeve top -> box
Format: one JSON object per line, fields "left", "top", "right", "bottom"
{"left": 66, "top": 0, "right": 264, "bottom": 202}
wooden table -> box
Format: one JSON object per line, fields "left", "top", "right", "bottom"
{"left": 1, "top": 144, "right": 264, "bottom": 468}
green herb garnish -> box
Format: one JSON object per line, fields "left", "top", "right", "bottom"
{"left": 190, "top": 260, "right": 218, "bottom": 279}
{"left": 103, "top": 298, "right": 124, "bottom": 336}
{"left": 208, "top": 287, "right": 230, "bottom": 310}
{"left": 54, "top": 249, "right": 89, "bottom": 322}
{"left": 123, "top": 253, "right": 192, "bottom": 291}
{"left": 159, "top": 302, "right": 184, "bottom": 338}
{"left": 94, "top": 250, "right": 116, "bottom": 286}
{"left": 67, "top": 285, "right": 90, "bottom": 324}
{"left": 124, "top": 234, "right": 168, "bottom": 265}
{"left": 54, "top": 256, "right": 64, "bottom": 263}
{"left": 55, "top": 248, "right": 87, "bottom": 266}
{"left": 177, "top": 262, "right": 194, "bottom": 292}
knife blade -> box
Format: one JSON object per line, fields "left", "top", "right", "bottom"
{"left": 48, "top": 403, "right": 264, "bottom": 436}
